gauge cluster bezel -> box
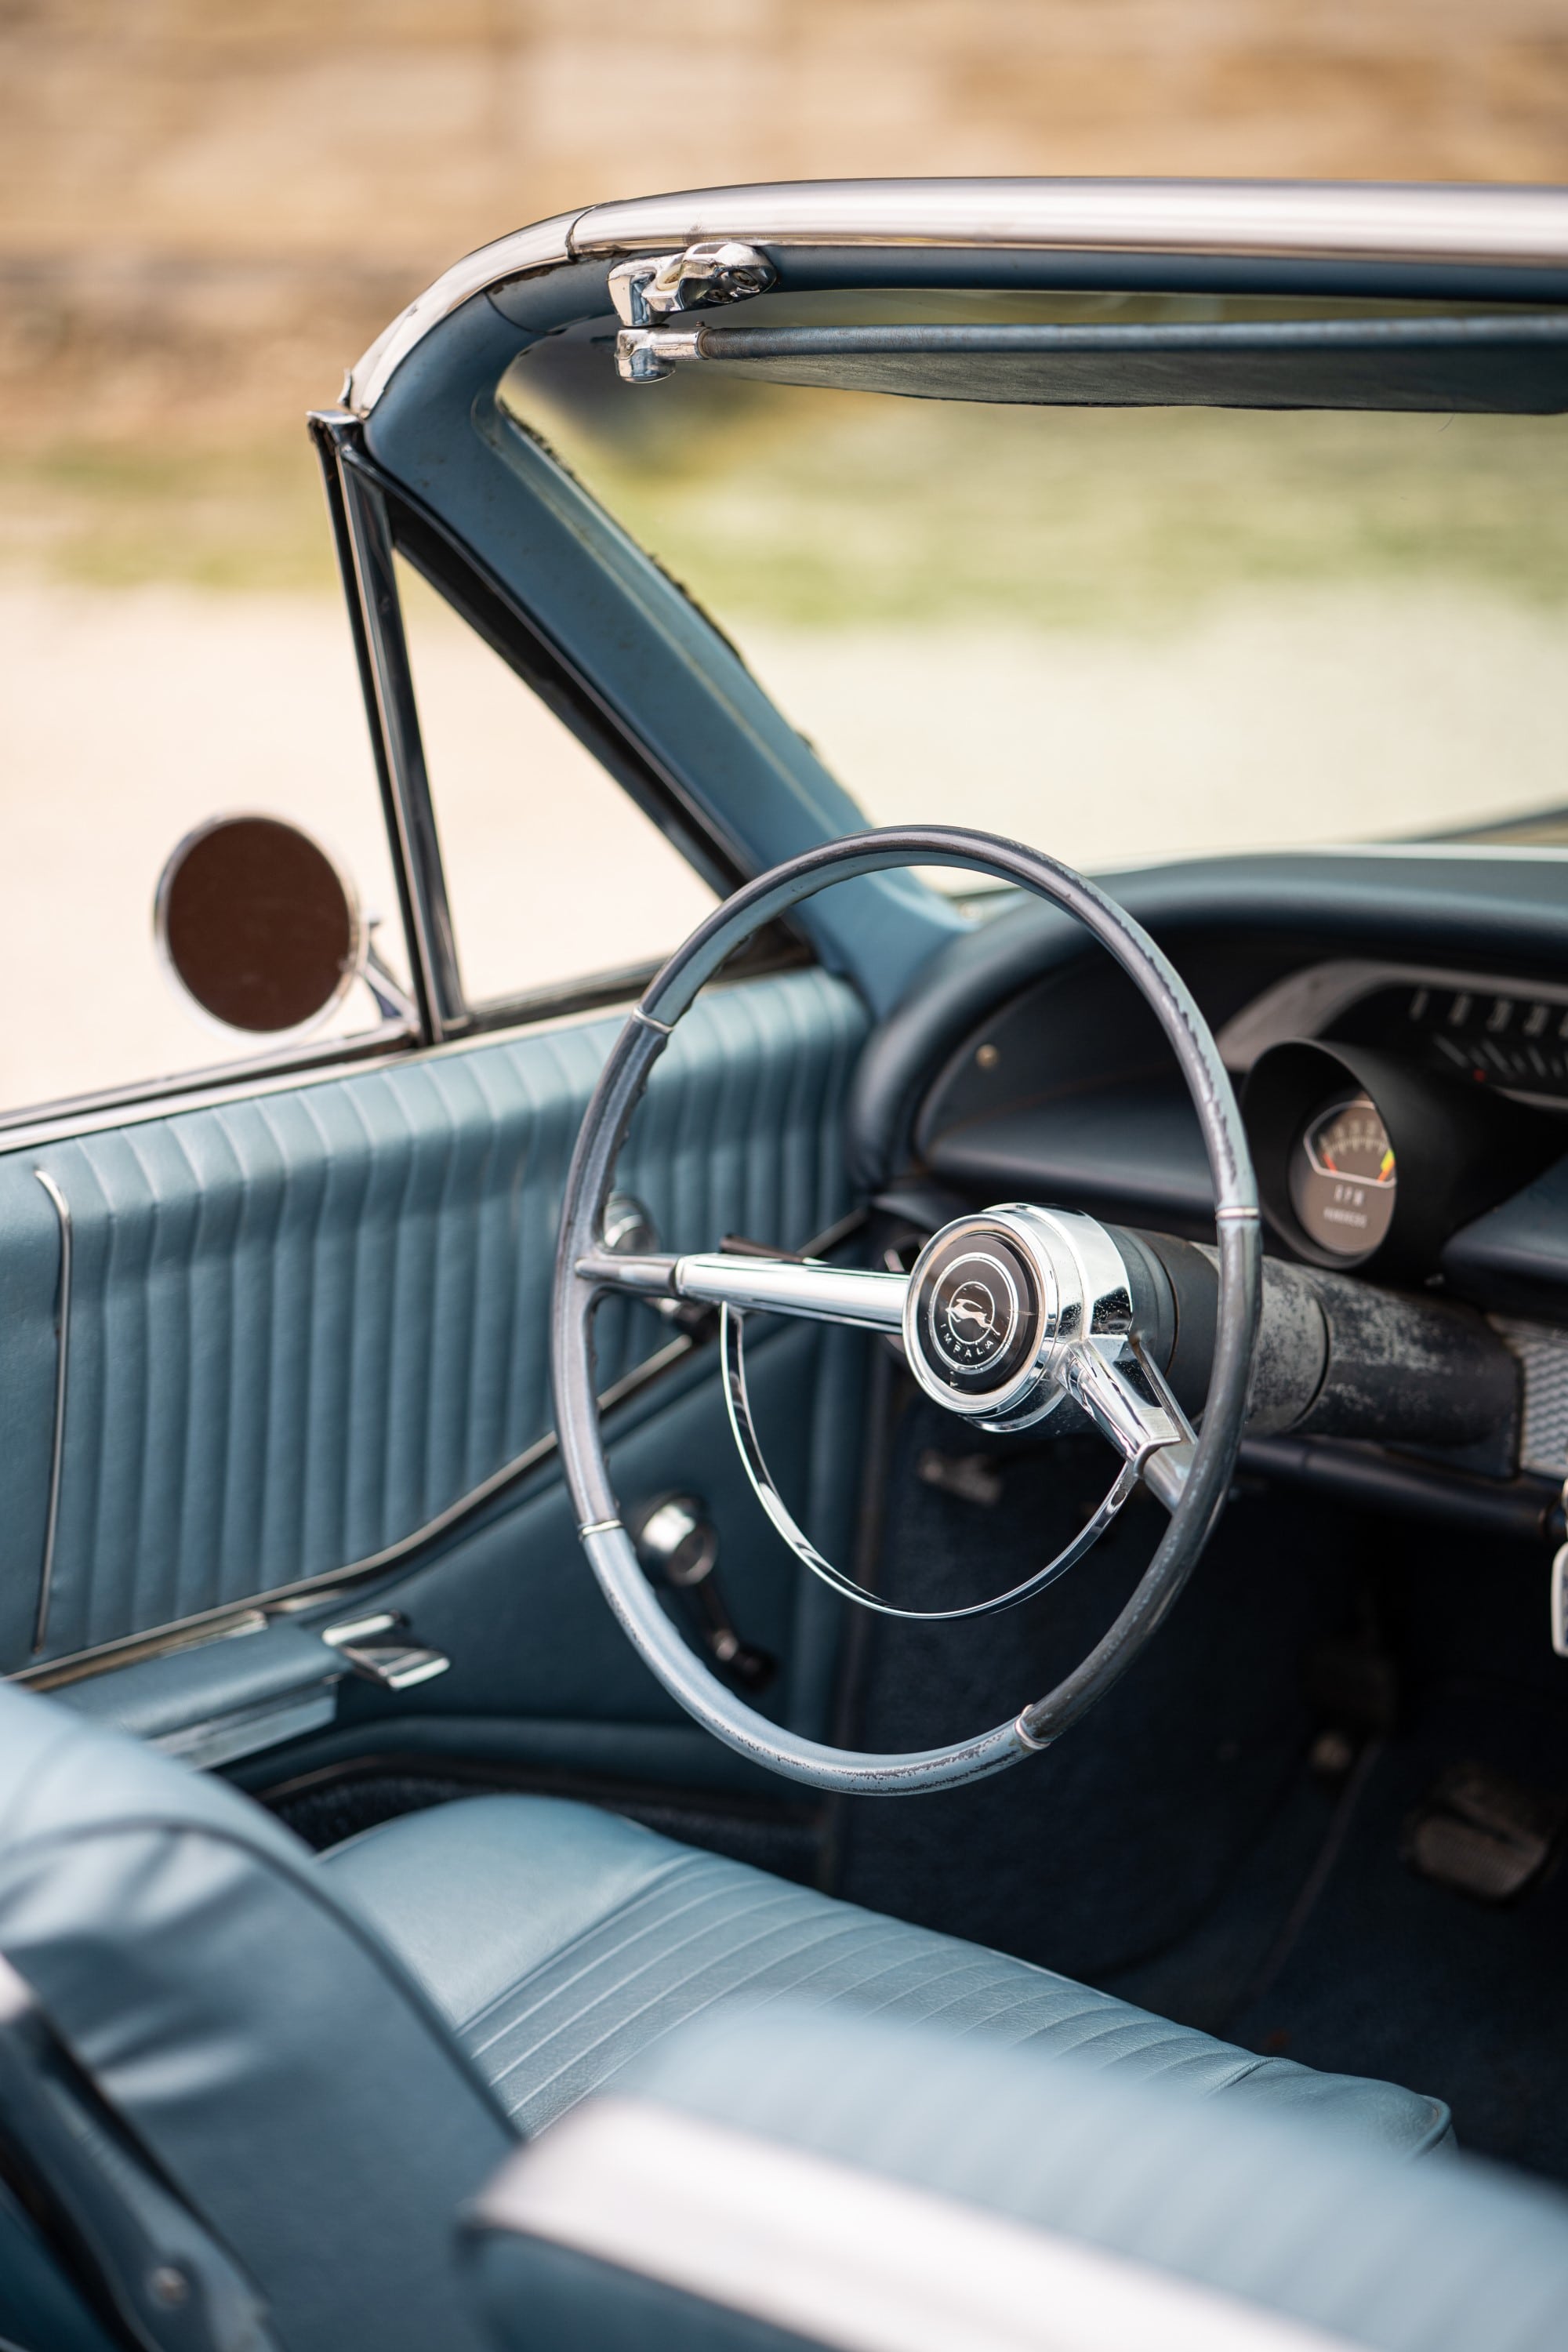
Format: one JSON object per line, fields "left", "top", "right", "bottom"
{"left": 1243, "top": 1036, "right": 1560, "bottom": 1279}
{"left": 1218, "top": 959, "right": 1568, "bottom": 1109}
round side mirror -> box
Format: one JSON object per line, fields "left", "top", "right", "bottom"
{"left": 155, "top": 814, "right": 365, "bottom": 1037}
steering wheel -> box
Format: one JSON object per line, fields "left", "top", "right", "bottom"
{"left": 552, "top": 829, "right": 1260, "bottom": 1795}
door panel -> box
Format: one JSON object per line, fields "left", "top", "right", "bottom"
{"left": 0, "top": 967, "right": 866, "bottom": 1675}
{"left": 271, "top": 1313, "right": 866, "bottom": 1798}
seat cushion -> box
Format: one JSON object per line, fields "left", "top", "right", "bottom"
{"left": 320, "top": 1793, "right": 1452, "bottom": 2154}
{"left": 470, "top": 2007, "right": 1568, "bottom": 2352}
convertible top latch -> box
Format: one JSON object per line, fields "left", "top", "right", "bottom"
{"left": 609, "top": 239, "right": 776, "bottom": 330}
{"left": 612, "top": 240, "right": 776, "bottom": 379}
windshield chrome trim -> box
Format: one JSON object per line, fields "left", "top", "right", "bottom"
{"left": 572, "top": 177, "right": 1568, "bottom": 267}
{"left": 345, "top": 179, "right": 1568, "bottom": 413}
{"left": 347, "top": 209, "right": 581, "bottom": 414}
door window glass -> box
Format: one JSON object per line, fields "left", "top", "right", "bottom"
{"left": 394, "top": 563, "right": 717, "bottom": 1009}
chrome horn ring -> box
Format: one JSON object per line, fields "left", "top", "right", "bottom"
{"left": 552, "top": 826, "right": 1260, "bottom": 1796}
{"left": 720, "top": 1303, "right": 1140, "bottom": 1624}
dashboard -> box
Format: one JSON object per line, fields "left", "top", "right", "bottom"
{"left": 847, "top": 850, "right": 1568, "bottom": 1522}
{"left": 902, "top": 948, "right": 1567, "bottom": 1297}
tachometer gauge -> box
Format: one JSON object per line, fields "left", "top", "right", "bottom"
{"left": 1288, "top": 1093, "right": 1397, "bottom": 1258}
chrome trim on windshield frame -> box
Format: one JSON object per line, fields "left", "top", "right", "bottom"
{"left": 31, "top": 1171, "right": 72, "bottom": 1655}
{"left": 343, "top": 177, "right": 1568, "bottom": 416}
{"left": 347, "top": 211, "right": 582, "bottom": 415}
{"left": 573, "top": 176, "right": 1568, "bottom": 266}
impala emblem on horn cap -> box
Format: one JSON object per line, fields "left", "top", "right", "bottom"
{"left": 932, "top": 1261, "right": 1012, "bottom": 1370}
{"left": 905, "top": 1216, "right": 1051, "bottom": 1414}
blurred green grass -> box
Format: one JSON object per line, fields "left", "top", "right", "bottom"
{"left": 0, "top": 434, "right": 339, "bottom": 593}
{"left": 3, "top": 387, "right": 1565, "bottom": 627}
{"left": 521, "top": 383, "right": 1568, "bottom": 633}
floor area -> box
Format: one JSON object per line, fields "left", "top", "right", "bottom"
{"left": 832, "top": 1394, "right": 1568, "bottom": 2180}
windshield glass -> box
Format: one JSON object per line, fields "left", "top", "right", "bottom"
{"left": 500, "top": 292, "right": 1568, "bottom": 884}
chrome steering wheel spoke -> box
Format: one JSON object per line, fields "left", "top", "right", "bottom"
{"left": 576, "top": 1247, "right": 909, "bottom": 1331}
{"left": 1058, "top": 1338, "right": 1196, "bottom": 1512}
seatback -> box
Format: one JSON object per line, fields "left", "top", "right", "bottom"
{"left": 0, "top": 1679, "right": 514, "bottom": 2352}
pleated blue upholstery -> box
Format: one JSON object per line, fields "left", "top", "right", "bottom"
{"left": 0, "top": 971, "right": 866, "bottom": 1668}
{"left": 471, "top": 2007, "right": 1568, "bottom": 2352}
{"left": 322, "top": 1795, "right": 1453, "bottom": 2157}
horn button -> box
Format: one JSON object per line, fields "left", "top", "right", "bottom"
{"left": 916, "top": 1231, "right": 1040, "bottom": 1397}
{"left": 904, "top": 1206, "right": 1137, "bottom": 1432}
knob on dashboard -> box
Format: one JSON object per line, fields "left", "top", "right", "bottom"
{"left": 629, "top": 1494, "right": 719, "bottom": 1588}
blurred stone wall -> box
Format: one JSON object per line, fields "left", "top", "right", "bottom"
{"left": 3, "top": 0, "right": 1567, "bottom": 439}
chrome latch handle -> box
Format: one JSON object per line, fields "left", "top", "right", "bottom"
{"left": 608, "top": 240, "right": 776, "bottom": 329}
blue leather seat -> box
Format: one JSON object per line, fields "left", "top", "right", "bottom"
{"left": 470, "top": 2005, "right": 1568, "bottom": 2352}
{"left": 0, "top": 1680, "right": 1448, "bottom": 2352}
{"left": 319, "top": 1791, "right": 1453, "bottom": 2154}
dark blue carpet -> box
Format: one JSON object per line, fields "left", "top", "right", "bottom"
{"left": 835, "top": 1390, "right": 1568, "bottom": 2180}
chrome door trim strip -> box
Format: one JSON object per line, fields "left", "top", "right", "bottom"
{"left": 0, "top": 1020, "right": 414, "bottom": 1154}
{"left": 0, "top": 946, "right": 815, "bottom": 1160}
{"left": 31, "top": 1171, "right": 72, "bottom": 1655}
{"left": 0, "top": 989, "right": 644, "bottom": 1159}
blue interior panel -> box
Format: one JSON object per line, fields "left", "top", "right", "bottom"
{"left": 285, "top": 1316, "right": 866, "bottom": 1788}
{"left": 0, "top": 968, "right": 866, "bottom": 1671}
